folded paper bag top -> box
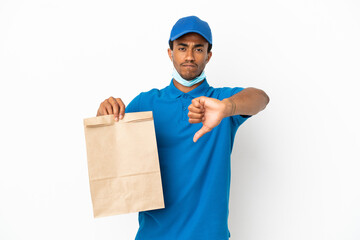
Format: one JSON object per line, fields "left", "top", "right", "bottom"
{"left": 83, "top": 111, "right": 165, "bottom": 218}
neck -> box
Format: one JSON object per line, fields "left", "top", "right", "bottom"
{"left": 172, "top": 79, "right": 204, "bottom": 93}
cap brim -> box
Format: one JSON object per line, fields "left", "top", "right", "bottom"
{"left": 169, "top": 30, "right": 212, "bottom": 45}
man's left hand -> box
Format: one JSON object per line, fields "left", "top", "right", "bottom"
{"left": 188, "top": 96, "right": 227, "bottom": 142}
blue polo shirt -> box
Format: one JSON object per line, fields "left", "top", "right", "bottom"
{"left": 125, "top": 79, "right": 249, "bottom": 240}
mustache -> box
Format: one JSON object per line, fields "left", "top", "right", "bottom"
{"left": 181, "top": 62, "right": 198, "bottom": 67}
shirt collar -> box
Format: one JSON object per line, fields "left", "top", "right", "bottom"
{"left": 165, "top": 78, "right": 210, "bottom": 99}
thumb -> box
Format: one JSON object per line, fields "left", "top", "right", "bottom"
{"left": 193, "top": 125, "right": 212, "bottom": 143}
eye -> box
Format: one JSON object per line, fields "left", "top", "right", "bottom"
{"left": 178, "top": 47, "right": 186, "bottom": 51}
{"left": 195, "top": 48, "right": 203, "bottom": 52}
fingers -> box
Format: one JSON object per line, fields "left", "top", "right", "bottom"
{"left": 189, "top": 118, "right": 203, "bottom": 124}
{"left": 188, "top": 104, "right": 204, "bottom": 113}
{"left": 108, "top": 97, "right": 125, "bottom": 121}
{"left": 115, "top": 98, "right": 125, "bottom": 120}
{"left": 193, "top": 125, "right": 212, "bottom": 143}
{"left": 190, "top": 98, "right": 204, "bottom": 111}
{"left": 97, "top": 96, "right": 125, "bottom": 121}
{"left": 188, "top": 111, "right": 204, "bottom": 124}
{"left": 104, "top": 100, "right": 114, "bottom": 115}
{"left": 188, "top": 98, "right": 205, "bottom": 124}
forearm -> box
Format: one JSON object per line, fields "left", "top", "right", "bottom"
{"left": 222, "top": 87, "right": 269, "bottom": 117}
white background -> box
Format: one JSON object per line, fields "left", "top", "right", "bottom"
{"left": 1, "top": 0, "right": 359, "bottom": 239}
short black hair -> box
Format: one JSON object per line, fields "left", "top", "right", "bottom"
{"left": 169, "top": 40, "right": 212, "bottom": 53}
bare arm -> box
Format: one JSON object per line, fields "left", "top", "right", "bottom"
{"left": 222, "top": 87, "right": 270, "bottom": 117}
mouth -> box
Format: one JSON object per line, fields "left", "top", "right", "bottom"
{"left": 181, "top": 63, "right": 197, "bottom": 68}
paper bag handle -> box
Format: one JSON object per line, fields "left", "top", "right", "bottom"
{"left": 84, "top": 112, "right": 153, "bottom": 127}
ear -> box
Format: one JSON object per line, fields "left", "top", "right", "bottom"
{"left": 167, "top": 48, "right": 173, "bottom": 61}
{"left": 206, "top": 51, "right": 212, "bottom": 63}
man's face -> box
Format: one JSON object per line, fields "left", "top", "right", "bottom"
{"left": 168, "top": 33, "right": 212, "bottom": 80}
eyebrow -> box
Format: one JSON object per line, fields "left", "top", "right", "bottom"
{"left": 176, "top": 43, "right": 205, "bottom": 48}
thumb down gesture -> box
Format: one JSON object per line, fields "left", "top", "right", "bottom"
{"left": 188, "top": 96, "right": 227, "bottom": 143}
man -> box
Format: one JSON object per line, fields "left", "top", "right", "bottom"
{"left": 97, "top": 16, "right": 269, "bottom": 240}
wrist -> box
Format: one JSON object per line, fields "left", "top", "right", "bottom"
{"left": 222, "top": 98, "right": 236, "bottom": 118}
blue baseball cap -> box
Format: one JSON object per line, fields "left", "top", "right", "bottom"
{"left": 169, "top": 16, "right": 212, "bottom": 45}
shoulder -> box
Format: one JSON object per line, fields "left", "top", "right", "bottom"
{"left": 138, "top": 84, "right": 173, "bottom": 100}
{"left": 126, "top": 86, "right": 167, "bottom": 112}
{"left": 140, "top": 88, "right": 161, "bottom": 97}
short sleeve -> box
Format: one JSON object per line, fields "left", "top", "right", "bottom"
{"left": 125, "top": 93, "right": 142, "bottom": 113}
{"left": 217, "top": 87, "right": 251, "bottom": 127}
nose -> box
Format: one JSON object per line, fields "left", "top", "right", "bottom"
{"left": 185, "top": 49, "right": 195, "bottom": 62}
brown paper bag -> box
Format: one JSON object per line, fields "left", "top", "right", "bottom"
{"left": 83, "top": 111, "right": 164, "bottom": 218}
